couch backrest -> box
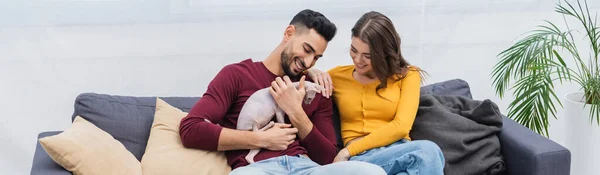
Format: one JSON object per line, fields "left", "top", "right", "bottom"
{"left": 72, "top": 93, "right": 199, "bottom": 160}
{"left": 420, "top": 79, "right": 472, "bottom": 99}
{"left": 72, "top": 79, "right": 472, "bottom": 160}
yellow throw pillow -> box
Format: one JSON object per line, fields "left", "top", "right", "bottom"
{"left": 141, "top": 98, "right": 231, "bottom": 175}
{"left": 38, "top": 116, "right": 142, "bottom": 175}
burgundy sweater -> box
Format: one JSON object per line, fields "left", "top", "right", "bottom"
{"left": 179, "top": 59, "right": 338, "bottom": 169}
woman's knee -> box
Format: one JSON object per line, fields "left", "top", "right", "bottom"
{"left": 414, "top": 140, "right": 445, "bottom": 165}
{"left": 417, "top": 140, "right": 442, "bottom": 152}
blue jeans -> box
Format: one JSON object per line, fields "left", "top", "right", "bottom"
{"left": 349, "top": 139, "right": 445, "bottom": 175}
{"left": 229, "top": 154, "right": 386, "bottom": 175}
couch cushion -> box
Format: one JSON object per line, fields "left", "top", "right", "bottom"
{"left": 141, "top": 98, "right": 231, "bottom": 175}
{"left": 420, "top": 79, "right": 472, "bottom": 98}
{"left": 39, "top": 116, "right": 142, "bottom": 175}
{"left": 72, "top": 93, "right": 200, "bottom": 160}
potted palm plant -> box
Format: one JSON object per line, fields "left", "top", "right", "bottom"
{"left": 491, "top": 0, "right": 599, "bottom": 174}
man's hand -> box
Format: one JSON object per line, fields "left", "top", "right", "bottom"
{"left": 269, "top": 75, "right": 314, "bottom": 140}
{"left": 269, "top": 76, "right": 306, "bottom": 115}
{"left": 333, "top": 148, "right": 351, "bottom": 162}
{"left": 257, "top": 123, "right": 298, "bottom": 151}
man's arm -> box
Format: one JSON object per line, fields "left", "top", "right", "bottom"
{"left": 269, "top": 76, "right": 338, "bottom": 164}
{"left": 179, "top": 65, "right": 298, "bottom": 151}
{"left": 179, "top": 65, "right": 260, "bottom": 151}
{"left": 293, "top": 96, "right": 338, "bottom": 165}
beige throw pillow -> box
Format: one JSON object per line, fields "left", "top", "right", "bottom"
{"left": 38, "top": 116, "right": 142, "bottom": 175}
{"left": 141, "top": 98, "right": 231, "bottom": 175}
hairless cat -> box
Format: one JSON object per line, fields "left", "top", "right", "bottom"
{"left": 236, "top": 81, "right": 324, "bottom": 164}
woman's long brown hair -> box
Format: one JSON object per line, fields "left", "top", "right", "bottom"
{"left": 351, "top": 11, "right": 426, "bottom": 96}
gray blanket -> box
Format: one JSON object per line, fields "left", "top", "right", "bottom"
{"left": 410, "top": 94, "right": 505, "bottom": 175}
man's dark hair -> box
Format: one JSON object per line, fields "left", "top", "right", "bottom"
{"left": 289, "top": 9, "right": 337, "bottom": 42}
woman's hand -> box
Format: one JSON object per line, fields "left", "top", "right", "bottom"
{"left": 333, "top": 148, "right": 351, "bottom": 163}
{"left": 306, "top": 68, "right": 334, "bottom": 98}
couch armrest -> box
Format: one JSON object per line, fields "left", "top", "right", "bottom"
{"left": 498, "top": 116, "right": 571, "bottom": 175}
{"left": 30, "top": 131, "right": 72, "bottom": 175}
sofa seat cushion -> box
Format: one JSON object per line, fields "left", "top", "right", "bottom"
{"left": 72, "top": 93, "right": 200, "bottom": 160}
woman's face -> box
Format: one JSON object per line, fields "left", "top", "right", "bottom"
{"left": 350, "top": 37, "right": 373, "bottom": 76}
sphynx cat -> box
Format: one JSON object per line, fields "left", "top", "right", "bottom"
{"left": 236, "top": 81, "right": 324, "bottom": 164}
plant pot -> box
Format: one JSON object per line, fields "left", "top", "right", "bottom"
{"left": 564, "top": 92, "right": 600, "bottom": 175}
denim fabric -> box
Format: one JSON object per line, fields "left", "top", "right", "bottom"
{"left": 229, "top": 155, "right": 386, "bottom": 175}
{"left": 349, "top": 139, "right": 445, "bottom": 175}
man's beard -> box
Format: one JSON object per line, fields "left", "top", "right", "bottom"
{"left": 280, "top": 50, "right": 302, "bottom": 80}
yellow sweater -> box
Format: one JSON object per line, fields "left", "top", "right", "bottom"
{"left": 328, "top": 65, "right": 421, "bottom": 156}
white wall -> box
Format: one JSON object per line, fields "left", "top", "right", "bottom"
{"left": 1, "top": 0, "right": 598, "bottom": 174}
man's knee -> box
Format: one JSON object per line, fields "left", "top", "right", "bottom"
{"left": 341, "top": 161, "right": 387, "bottom": 175}
{"left": 359, "top": 162, "right": 387, "bottom": 174}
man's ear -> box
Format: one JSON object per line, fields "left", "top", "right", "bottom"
{"left": 284, "top": 25, "right": 296, "bottom": 41}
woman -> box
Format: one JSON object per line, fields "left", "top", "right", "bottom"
{"left": 307, "top": 11, "right": 445, "bottom": 175}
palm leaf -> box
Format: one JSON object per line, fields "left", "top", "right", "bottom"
{"left": 492, "top": 0, "right": 600, "bottom": 136}
{"left": 491, "top": 2, "right": 600, "bottom": 135}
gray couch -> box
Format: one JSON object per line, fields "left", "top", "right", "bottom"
{"left": 30, "top": 79, "right": 571, "bottom": 175}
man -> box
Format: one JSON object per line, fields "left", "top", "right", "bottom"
{"left": 179, "top": 9, "right": 386, "bottom": 175}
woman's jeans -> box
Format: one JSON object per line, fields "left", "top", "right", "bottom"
{"left": 349, "top": 139, "right": 445, "bottom": 175}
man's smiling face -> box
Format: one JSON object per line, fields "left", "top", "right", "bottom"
{"left": 280, "top": 28, "right": 328, "bottom": 79}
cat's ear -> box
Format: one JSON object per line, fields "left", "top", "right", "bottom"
{"left": 304, "top": 85, "right": 320, "bottom": 104}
